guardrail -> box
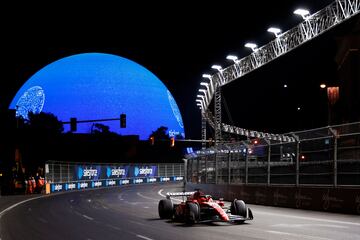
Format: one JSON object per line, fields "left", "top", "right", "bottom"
{"left": 45, "top": 161, "right": 184, "bottom": 194}
{"left": 185, "top": 122, "right": 360, "bottom": 186}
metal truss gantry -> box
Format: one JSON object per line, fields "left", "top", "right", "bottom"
{"left": 198, "top": 0, "right": 359, "bottom": 145}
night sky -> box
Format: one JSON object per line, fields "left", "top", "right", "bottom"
{"left": 2, "top": 1, "right": 358, "bottom": 140}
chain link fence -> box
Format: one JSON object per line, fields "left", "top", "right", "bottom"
{"left": 185, "top": 122, "right": 360, "bottom": 186}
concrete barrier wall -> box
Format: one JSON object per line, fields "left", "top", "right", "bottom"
{"left": 186, "top": 183, "right": 360, "bottom": 215}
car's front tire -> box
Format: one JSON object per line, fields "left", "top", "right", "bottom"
{"left": 185, "top": 202, "right": 199, "bottom": 224}
{"left": 231, "top": 199, "right": 247, "bottom": 223}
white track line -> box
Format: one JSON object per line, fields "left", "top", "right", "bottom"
{"left": 0, "top": 195, "right": 47, "bottom": 217}
{"left": 157, "top": 189, "right": 181, "bottom": 202}
{"left": 136, "top": 234, "right": 153, "bottom": 240}
{"left": 157, "top": 189, "right": 166, "bottom": 198}
{"left": 267, "top": 230, "right": 332, "bottom": 240}
{"left": 82, "top": 214, "right": 94, "bottom": 221}
{"left": 136, "top": 192, "right": 158, "bottom": 201}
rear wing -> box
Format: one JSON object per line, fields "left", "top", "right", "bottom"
{"left": 166, "top": 191, "right": 195, "bottom": 199}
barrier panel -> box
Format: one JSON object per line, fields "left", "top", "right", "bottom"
{"left": 186, "top": 182, "right": 360, "bottom": 215}
{"left": 45, "top": 161, "right": 184, "bottom": 194}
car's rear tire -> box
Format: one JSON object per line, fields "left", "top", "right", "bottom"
{"left": 158, "top": 199, "right": 173, "bottom": 219}
{"left": 231, "top": 199, "right": 247, "bottom": 224}
{"left": 185, "top": 202, "right": 199, "bottom": 224}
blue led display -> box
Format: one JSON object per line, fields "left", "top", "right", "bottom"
{"left": 9, "top": 53, "right": 185, "bottom": 139}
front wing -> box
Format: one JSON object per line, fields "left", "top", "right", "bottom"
{"left": 198, "top": 207, "right": 253, "bottom": 223}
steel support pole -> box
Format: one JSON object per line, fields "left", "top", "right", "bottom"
{"left": 334, "top": 137, "right": 338, "bottom": 187}
{"left": 245, "top": 151, "right": 249, "bottom": 184}
{"left": 215, "top": 153, "right": 218, "bottom": 184}
{"left": 214, "top": 86, "right": 222, "bottom": 145}
{"left": 228, "top": 152, "right": 231, "bottom": 184}
{"left": 329, "top": 127, "right": 338, "bottom": 187}
{"left": 201, "top": 112, "right": 207, "bottom": 149}
{"left": 265, "top": 139, "right": 271, "bottom": 186}
{"left": 205, "top": 155, "right": 208, "bottom": 183}
{"left": 296, "top": 141, "right": 300, "bottom": 186}
{"left": 183, "top": 159, "right": 188, "bottom": 184}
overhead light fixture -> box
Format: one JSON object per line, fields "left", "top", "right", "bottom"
{"left": 211, "top": 65, "right": 222, "bottom": 71}
{"left": 202, "top": 74, "right": 212, "bottom": 79}
{"left": 244, "top": 43, "right": 258, "bottom": 52}
{"left": 226, "top": 55, "right": 238, "bottom": 62}
{"left": 294, "top": 8, "right": 310, "bottom": 20}
{"left": 267, "top": 27, "right": 282, "bottom": 37}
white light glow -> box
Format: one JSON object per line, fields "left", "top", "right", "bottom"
{"left": 200, "top": 82, "right": 209, "bottom": 86}
{"left": 211, "top": 65, "right": 222, "bottom": 71}
{"left": 226, "top": 55, "right": 238, "bottom": 62}
{"left": 199, "top": 89, "right": 207, "bottom": 94}
{"left": 202, "top": 74, "right": 212, "bottom": 79}
{"left": 294, "top": 9, "right": 310, "bottom": 19}
{"left": 320, "top": 83, "right": 326, "bottom": 89}
{"left": 267, "top": 27, "right": 282, "bottom": 37}
{"left": 244, "top": 43, "right": 258, "bottom": 51}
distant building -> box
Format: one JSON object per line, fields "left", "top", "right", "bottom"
{"left": 334, "top": 19, "right": 360, "bottom": 124}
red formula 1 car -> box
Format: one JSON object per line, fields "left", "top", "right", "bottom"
{"left": 158, "top": 189, "right": 253, "bottom": 224}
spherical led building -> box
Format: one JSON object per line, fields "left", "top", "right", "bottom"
{"left": 9, "top": 53, "right": 185, "bottom": 140}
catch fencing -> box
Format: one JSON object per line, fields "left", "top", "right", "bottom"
{"left": 185, "top": 122, "right": 360, "bottom": 186}
{"left": 45, "top": 161, "right": 184, "bottom": 193}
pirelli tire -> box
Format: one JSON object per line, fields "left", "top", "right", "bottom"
{"left": 185, "top": 202, "right": 200, "bottom": 224}
{"left": 158, "top": 199, "right": 173, "bottom": 219}
{"left": 231, "top": 199, "right": 247, "bottom": 223}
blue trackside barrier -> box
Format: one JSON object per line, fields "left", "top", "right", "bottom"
{"left": 50, "top": 176, "right": 184, "bottom": 193}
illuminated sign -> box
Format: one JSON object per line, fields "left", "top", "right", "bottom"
{"left": 106, "top": 166, "right": 128, "bottom": 178}
{"left": 148, "top": 178, "right": 157, "bottom": 183}
{"left": 133, "top": 166, "right": 157, "bottom": 177}
{"left": 65, "top": 183, "right": 76, "bottom": 191}
{"left": 120, "top": 179, "right": 130, "bottom": 185}
{"left": 76, "top": 166, "right": 101, "bottom": 180}
{"left": 77, "top": 182, "right": 89, "bottom": 189}
{"left": 134, "top": 178, "right": 144, "bottom": 184}
{"left": 51, "top": 184, "right": 63, "bottom": 192}
{"left": 161, "top": 177, "right": 170, "bottom": 182}
{"left": 92, "top": 181, "right": 102, "bottom": 187}
{"left": 107, "top": 180, "right": 116, "bottom": 186}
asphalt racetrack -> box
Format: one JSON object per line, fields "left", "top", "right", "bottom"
{"left": 1, "top": 183, "right": 359, "bottom": 240}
